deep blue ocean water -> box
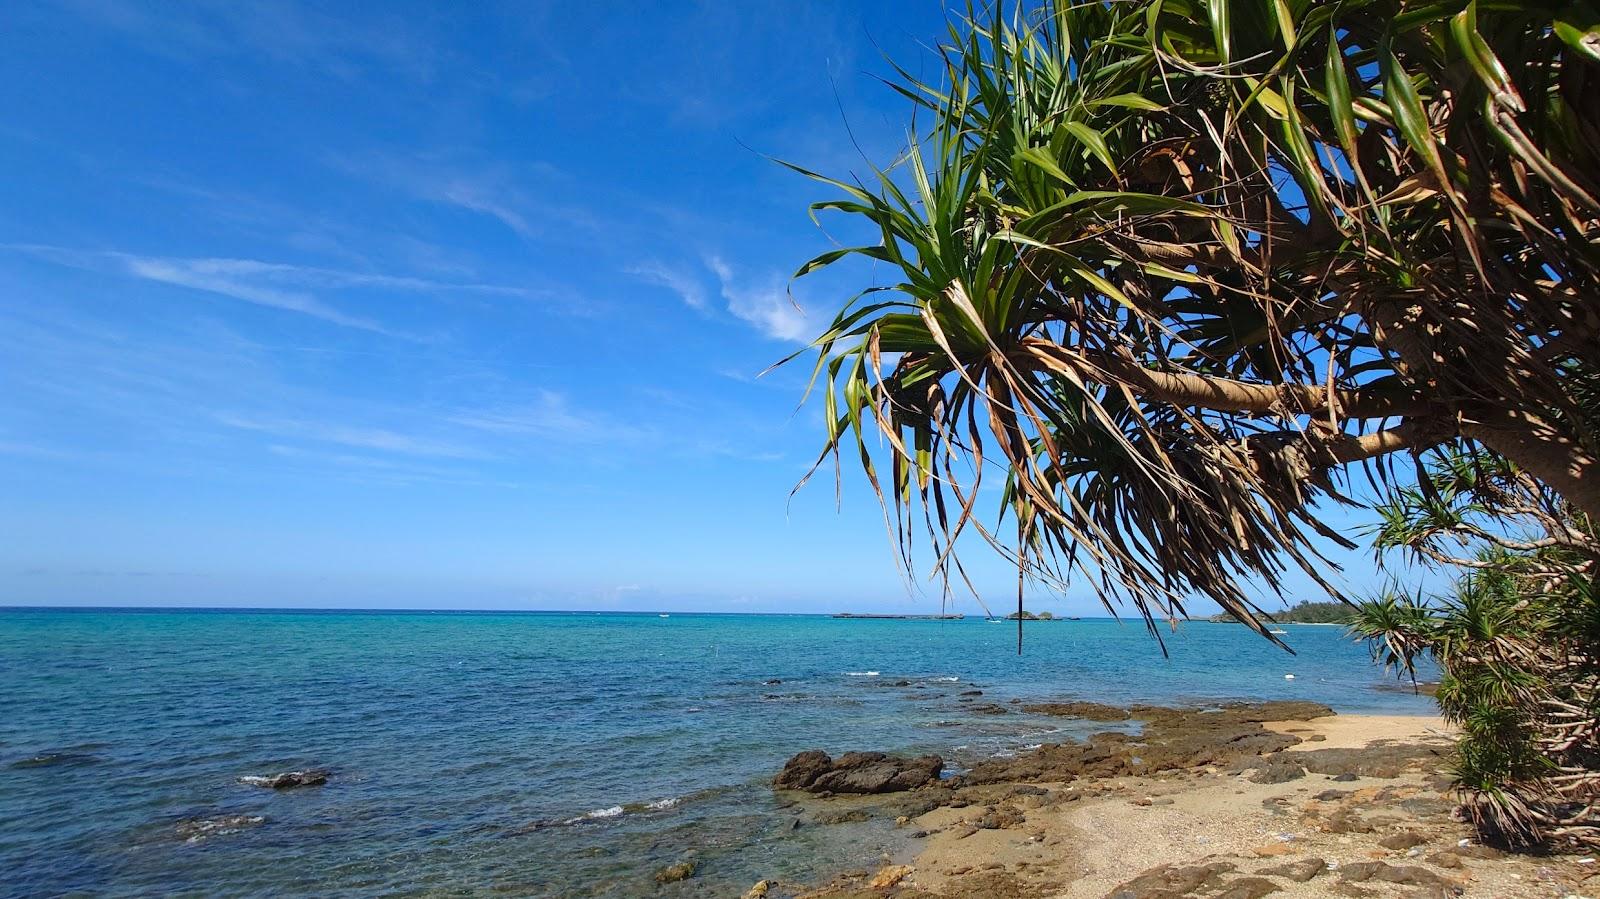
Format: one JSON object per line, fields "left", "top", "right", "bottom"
{"left": 0, "top": 609, "right": 1437, "bottom": 897}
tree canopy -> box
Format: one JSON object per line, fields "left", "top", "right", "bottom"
{"left": 787, "top": 0, "right": 1600, "bottom": 639}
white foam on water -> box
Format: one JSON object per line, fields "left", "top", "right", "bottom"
{"left": 646, "top": 797, "right": 679, "bottom": 810}
{"left": 563, "top": 805, "right": 625, "bottom": 824}
{"left": 845, "top": 671, "right": 880, "bottom": 677}
{"left": 931, "top": 676, "right": 960, "bottom": 682}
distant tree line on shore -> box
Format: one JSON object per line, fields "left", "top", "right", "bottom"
{"left": 1207, "top": 601, "right": 1352, "bottom": 625}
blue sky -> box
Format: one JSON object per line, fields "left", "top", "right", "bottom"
{"left": 0, "top": 0, "right": 1418, "bottom": 614}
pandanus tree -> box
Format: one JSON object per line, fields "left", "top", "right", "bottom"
{"left": 785, "top": 0, "right": 1600, "bottom": 639}
{"left": 1349, "top": 446, "right": 1598, "bottom": 846}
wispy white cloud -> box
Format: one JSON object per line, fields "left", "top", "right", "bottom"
{"left": 263, "top": 444, "right": 524, "bottom": 489}
{"left": 433, "top": 177, "right": 538, "bottom": 240}
{"left": 2, "top": 244, "right": 540, "bottom": 336}
{"left": 216, "top": 412, "right": 490, "bottom": 459}
{"left": 450, "top": 390, "right": 636, "bottom": 442}
{"left": 326, "top": 153, "right": 596, "bottom": 242}
{"left": 124, "top": 256, "right": 394, "bottom": 334}
{"left": 625, "top": 260, "right": 708, "bottom": 311}
{"left": 706, "top": 256, "right": 813, "bottom": 343}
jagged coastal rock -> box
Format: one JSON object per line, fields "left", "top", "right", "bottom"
{"left": 238, "top": 769, "right": 329, "bottom": 789}
{"left": 774, "top": 750, "right": 943, "bottom": 794}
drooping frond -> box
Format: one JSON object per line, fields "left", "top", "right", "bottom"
{"left": 786, "top": 0, "right": 1600, "bottom": 640}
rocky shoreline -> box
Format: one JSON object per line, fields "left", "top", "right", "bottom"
{"left": 732, "top": 702, "right": 1599, "bottom": 899}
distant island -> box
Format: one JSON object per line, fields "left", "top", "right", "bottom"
{"left": 1207, "top": 600, "right": 1353, "bottom": 625}
{"left": 1002, "top": 611, "right": 1077, "bottom": 621}
{"left": 831, "top": 613, "right": 966, "bottom": 620}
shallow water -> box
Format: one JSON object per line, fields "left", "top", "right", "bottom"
{"left": 0, "top": 609, "right": 1436, "bottom": 897}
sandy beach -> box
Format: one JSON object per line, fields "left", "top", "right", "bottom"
{"left": 790, "top": 710, "right": 1599, "bottom": 899}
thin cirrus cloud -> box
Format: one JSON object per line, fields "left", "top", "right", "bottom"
{"left": 1, "top": 244, "right": 539, "bottom": 337}
{"left": 53, "top": 0, "right": 442, "bottom": 83}
{"left": 325, "top": 153, "right": 599, "bottom": 242}
{"left": 215, "top": 412, "right": 491, "bottom": 460}
{"left": 624, "top": 261, "right": 709, "bottom": 311}
{"left": 449, "top": 390, "right": 638, "bottom": 443}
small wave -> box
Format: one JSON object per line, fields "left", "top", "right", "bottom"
{"left": 563, "top": 805, "right": 624, "bottom": 824}
{"left": 845, "top": 671, "right": 880, "bottom": 677}
{"left": 931, "top": 676, "right": 960, "bottom": 682}
{"left": 524, "top": 795, "right": 687, "bottom": 833}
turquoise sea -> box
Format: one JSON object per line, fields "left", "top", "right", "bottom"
{"left": 0, "top": 609, "right": 1437, "bottom": 897}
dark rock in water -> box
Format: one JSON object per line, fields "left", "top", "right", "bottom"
{"left": 814, "top": 808, "right": 870, "bottom": 825}
{"left": 239, "top": 769, "right": 329, "bottom": 789}
{"left": 1023, "top": 700, "right": 1132, "bottom": 721}
{"left": 654, "top": 861, "right": 696, "bottom": 884}
{"left": 959, "top": 690, "right": 983, "bottom": 696}
{"left": 773, "top": 751, "right": 833, "bottom": 789}
{"left": 9, "top": 751, "right": 102, "bottom": 769}
{"left": 774, "top": 750, "right": 942, "bottom": 794}
{"left": 175, "top": 814, "right": 266, "bottom": 842}
{"left": 763, "top": 679, "right": 782, "bottom": 685}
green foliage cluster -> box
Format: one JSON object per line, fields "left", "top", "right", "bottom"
{"left": 1349, "top": 451, "right": 1600, "bottom": 849}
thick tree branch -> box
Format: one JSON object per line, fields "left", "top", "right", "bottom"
{"left": 1021, "top": 339, "right": 1437, "bottom": 418}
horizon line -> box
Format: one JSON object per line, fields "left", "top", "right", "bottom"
{"left": 0, "top": 603, "right": 1132, "bottom": 618}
